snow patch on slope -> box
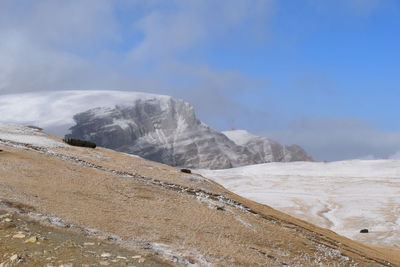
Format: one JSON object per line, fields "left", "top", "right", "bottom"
{"left": 0, "top": 124, "right": 67, "bottom": 148}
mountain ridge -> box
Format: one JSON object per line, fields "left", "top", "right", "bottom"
{"left": 0, "top": 90, "right": 312, "bottom": 169}
{"left": 67, "top": 94, "right": 312, "bottom": 169}
{"left": 223, "top": 129, "right": 313, "bottom": 162}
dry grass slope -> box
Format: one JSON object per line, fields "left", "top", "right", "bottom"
{"left": 0, "top": 127, "right": 399, "bottom": 266}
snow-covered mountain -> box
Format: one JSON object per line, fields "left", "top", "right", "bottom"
{"left": 0, "top": 90, "right": 312, "bottom": 169}
{"left": 197, "top": 160, "right": 400, "bottom": 246}
{"left": 68, "top": 98, "right": 253, "bottom": 169}
{"left": 0, "top": 90, "right": 188, "bottom": 136}
{"left": 68, "top": 95, "right": 312, "bottom": 169}
{"left": 223, "top": 130, "right": 313, "bottom": 162}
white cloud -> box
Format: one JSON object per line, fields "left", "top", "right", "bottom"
{"left": 0, "top": 0, "right": 272, "bottom": 121}
{"left": 0, "top": 0, "right": 118, "bottom": 46}
{"left": 129, "top": 0, "right": 273, "bottom": 61}
{"left": 0, "top": 90, "right": 172, "bottom": 136}
{"left": 1, "top": 1, "right": 396, "bottom": 162}
{"left": 263, "top": 118, "right": 400, "bottom": 161}
{"left": 389, "top": 151, "right": 400, "bottom": 160}
{"left": 0, "top": 0, "right": 126, "bottom": 94}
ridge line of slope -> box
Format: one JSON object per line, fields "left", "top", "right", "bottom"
{"left": 0, "top": 137, "right": 254, "bottom": 212}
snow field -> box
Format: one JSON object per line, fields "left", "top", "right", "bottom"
{"left": 197, "top": 160, "right": 400, "bottom": 246}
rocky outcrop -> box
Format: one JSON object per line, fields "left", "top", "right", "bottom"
{"left": 68, "top": 95, "right": 312, "bottom": 169}
{"left": 222, "top": 130, "right": 313, "bottom": 163}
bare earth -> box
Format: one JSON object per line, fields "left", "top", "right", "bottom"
{"left": 0, "top": 125, "right": 399, "bottom": 266}
{"left": 0, "top": 210, "right": 170, "bottom": 266}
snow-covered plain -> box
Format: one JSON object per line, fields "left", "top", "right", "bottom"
{"left": 197, "top": 160, "right": 400, "bottom": 246}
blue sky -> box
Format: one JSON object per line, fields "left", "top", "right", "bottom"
{"left": 0, "top": 0, "right": 400, "bottom": 160}
{"left": 207, "top": 1, "right": 400, "bottom": 125}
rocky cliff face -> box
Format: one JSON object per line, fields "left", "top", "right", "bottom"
{"left": 69, "top": 96, "right": 312, "bottom": 169}
{"left": 222, "top": 130, "right": 313, "bottom": 163}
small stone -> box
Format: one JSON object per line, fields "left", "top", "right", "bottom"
{"left": 10, "top": 254, "right": 18, "bottom": 261}
{"left": 138, "top": 258, "right": 145, "bottom": 263}
{"left": 116, "top": 256, "right": 127, "bottom": 260}
{"left": 59, "top": 264, "right": 73, "bottom": 267}
{"left": 83, "top": 242, "right": 95, "bottom": 246}
{"left": 132, "top": 255, "right": 142, "bottom": 259}
{"left": 99, "top": 261, "right": 109, "bottom": 266}
{"left": 25, "top": 236, "right": 38, "bottom": 243}
{"left": 111, "top": 259, "right": 119, "bottom": 263}
{"left": 101, "top": 253, "right": 112, "bottom": 258}
{"left": 12, "top": 233, "right": 26, "bottom": 239}
{"left": 4, "top": 218, "right": 12, "bottom": 222}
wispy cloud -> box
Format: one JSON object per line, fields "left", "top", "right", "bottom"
{"left": 0, "top": 0, "right": 398, "bottom": 161}
{"left": 0, "top": 0, "right": 123, "bottom": 93}
{"left": 129, "top": 0, "right": 273, "bottom": 60}
{"left": 0, "top": 90, "right": 173, "bottom": 136}
{"left": 388, "top": 151, "right": 400, "bottom": 160}
{"left": 0, "top": 0, "right": 272, "bottom": 122}
{"left": 264, "top": 118, "right": 400, "bottom": 161}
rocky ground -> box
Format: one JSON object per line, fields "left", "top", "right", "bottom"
{"left": 0, "top": 210, "right": 170, "bottom": 267}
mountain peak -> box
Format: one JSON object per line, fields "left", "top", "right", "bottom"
{"left": 69, "top": 96, "right": 312, "bottom": 169}
{"left": 0, "top": 90, "right": 174, "bottom": 132}
{"left": 0, "top": 90, "right": 312, "bottom": 168}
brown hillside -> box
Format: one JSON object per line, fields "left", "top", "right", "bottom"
{"left": 0, "top": 126, "right": 398, "bottom": 266}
